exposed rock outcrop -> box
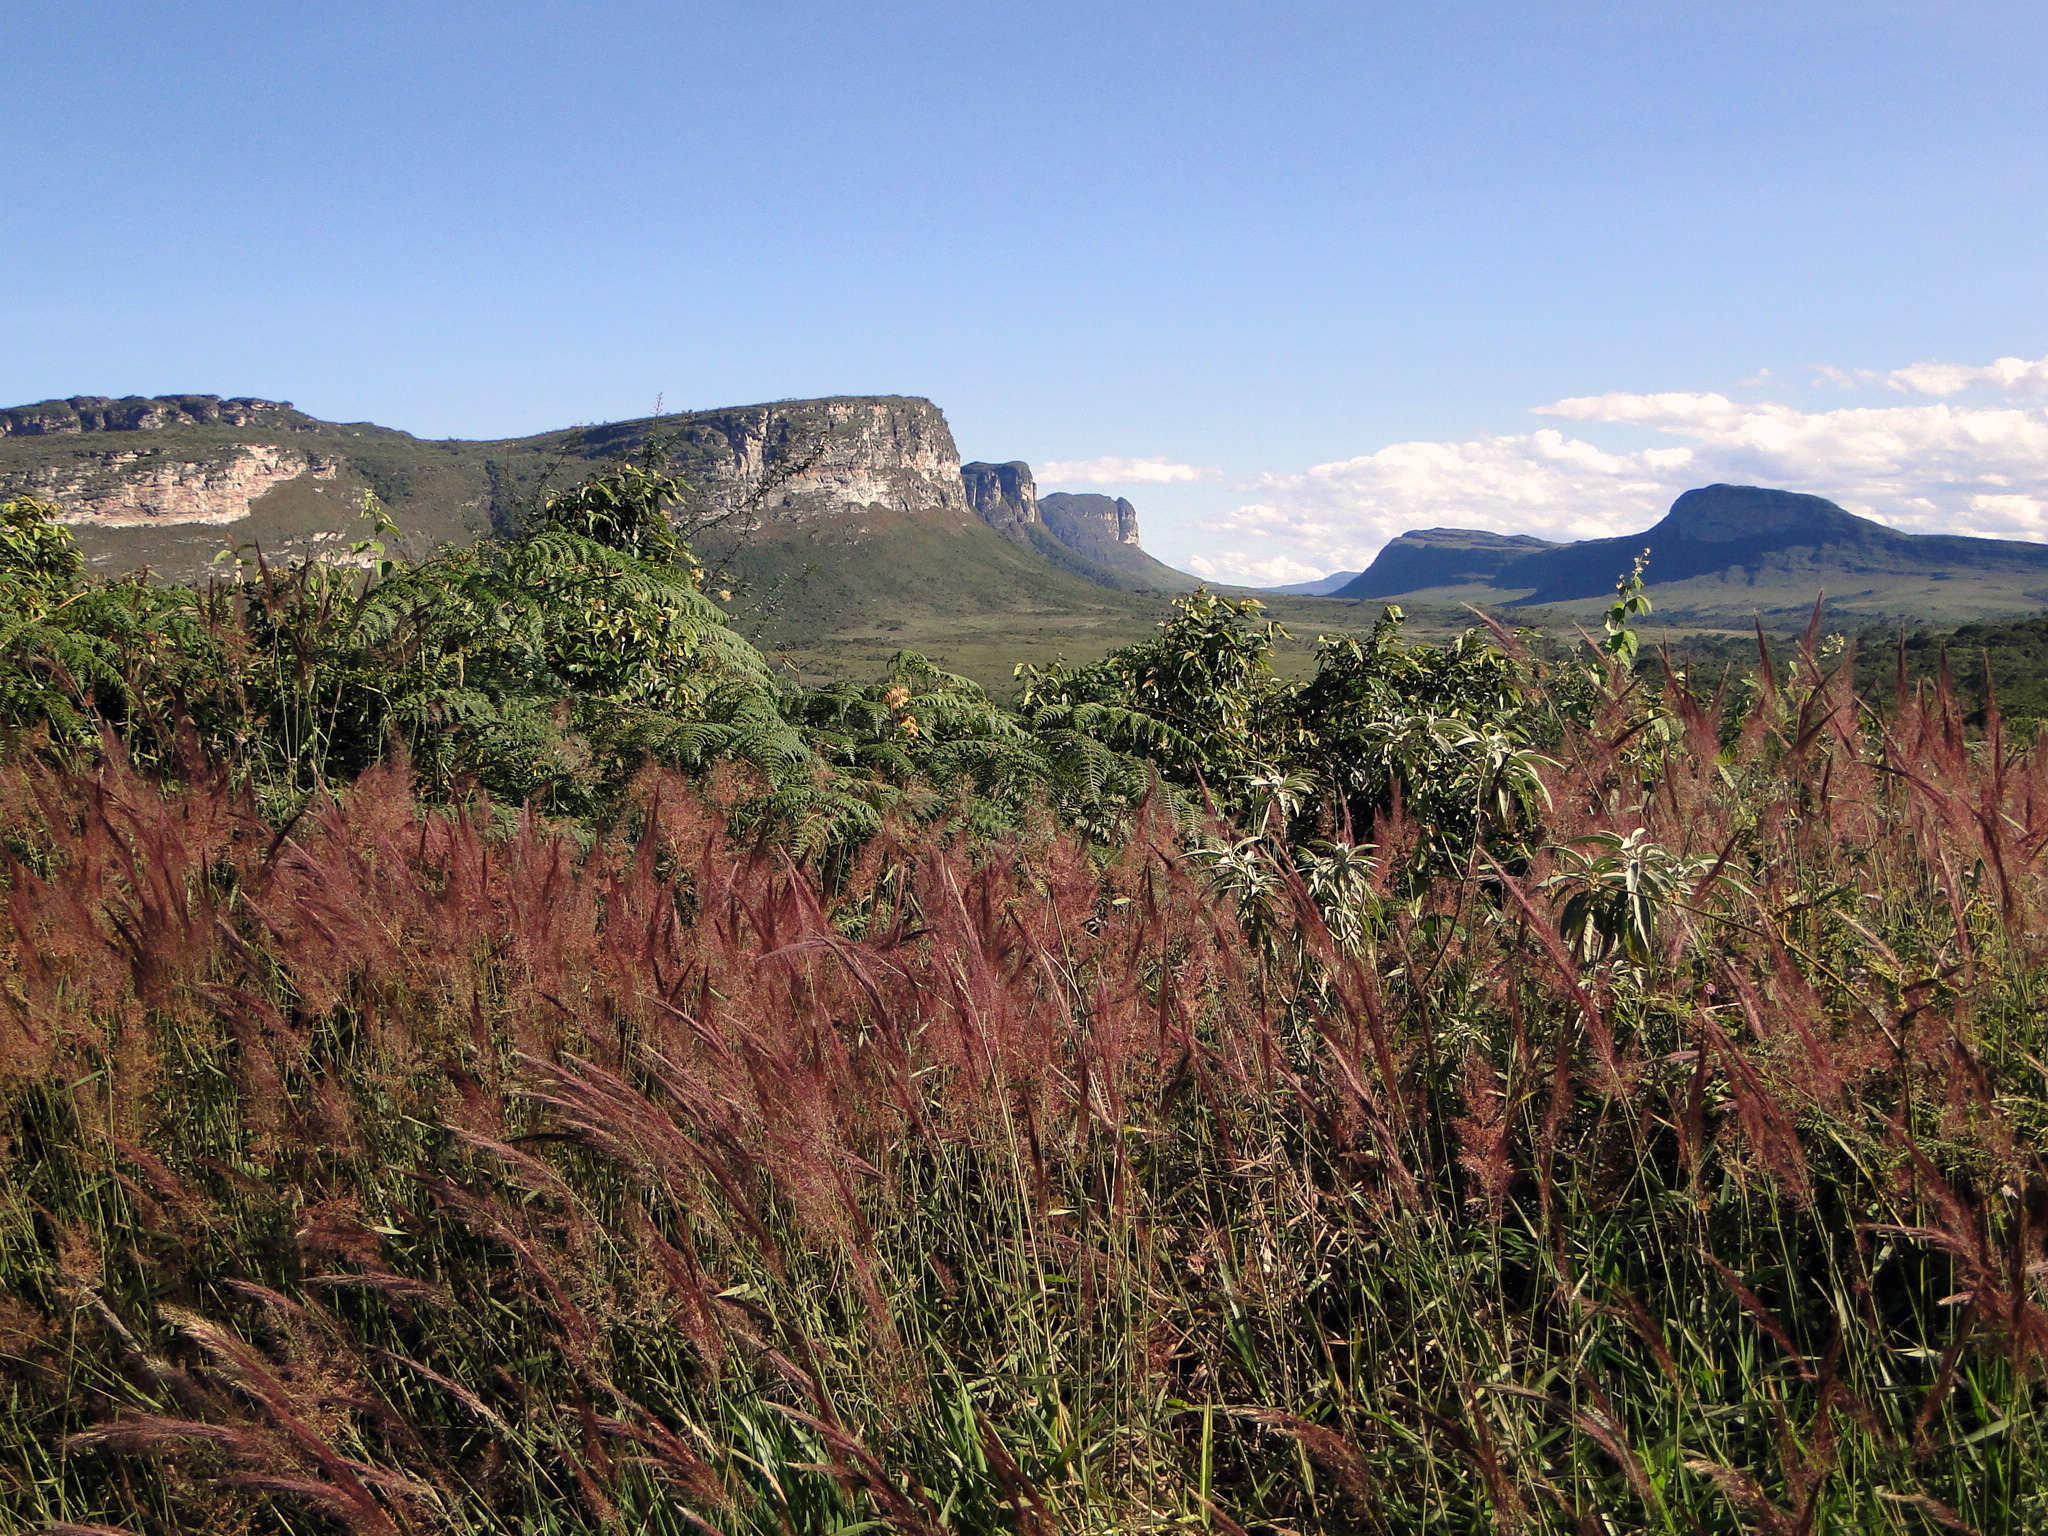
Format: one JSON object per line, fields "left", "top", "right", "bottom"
{"left": 961, "top": 468, "right": 1196, "bottom": 592}
{"left": 0, "top": 391, "right": 1202, "bottom": 604}
{"left": 23, "top": 445, "right": 338, "bottom": 527}
{"left": 961, "top": 461, "right": 1041, "bottom": 539}
{"left": 1039, "top": 492, "right": 1142, "bottom": 556}
{"left": 1, "top": 395, "right": 307, "bottom": 437}
{"left": 1033, "top": 491, "right": 1194, "bottom": 592}
{"left": 571, "top": 397, "right": 974, "bottom": 532}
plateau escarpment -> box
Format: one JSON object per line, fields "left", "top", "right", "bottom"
{"left": 1041, "top": 492, "right": 1141, "bottom": 555}
{"left": 0, "top": 392, "right": 483, "bottom": 574}
{"left": 0, "top": 388, "right": 1201, "bottom": 599}
{"left": 0, "top": 393, "right": 992, "bottom": 581}
{"left": 602, "top": 396, "right": 975, "bottom": 533}
{"left": 961, "top": 462, "right": 1196, "bottom": 593}
{"left": 0, "top": 392, "right": 1193, "bottom": 675}
{"left": 1335, "top": 528, "right": 1559, "bottom": 599}
{"left": 0, "top": 393, "right": 317, "bottom": 436}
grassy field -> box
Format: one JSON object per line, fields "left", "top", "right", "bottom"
{"left": 7, "top": 615, "right": 2048, "bottom": 1531}
{"left": 758, "top": 588, "right": 1814, "bottom": 694}
{"left": 9, "top": 455, "right": 2048, "bottom": 1532}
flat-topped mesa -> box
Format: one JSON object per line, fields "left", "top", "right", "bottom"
{"left": 0, "top": 392, "right": 1205, "bottom": 596}
{"left": 961, "top": 461, "right": 1041, "bottom": 539}
{"left": 570, "top": 395, "right": 974, "bottom": 531}
{"left": 1, "top": 395, "right": 306, "bottom": 437}
{"left": 1334, "top": 527, "right": 1559, "bottom": 600}
{"left": 1497, "top": 483, "right": 1963, "bottom": 604}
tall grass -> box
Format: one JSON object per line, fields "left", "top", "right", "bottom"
{"left": 3, "top": 652, "right": 2047, "bottom": 1533}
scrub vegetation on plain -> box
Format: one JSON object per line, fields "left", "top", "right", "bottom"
{"left": 2, "top": 459, "right": 2046, "bottom": 1534}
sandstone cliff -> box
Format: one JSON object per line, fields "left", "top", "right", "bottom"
{"left": 0, "top": 388, "right": 1214, "bottom": 679}
{"left": 1033, "top": 491, "right": 1195, "bottom": 592}
{"left": 20, "top": 445, "right": 340, "bottom": 528}
{"left": 1040, "top": 492, "right": 1141, "bottom": 556}
{"left": 0, "top": 393, "right": 986, "bottom": 581}
{"left": 0, "top": 390, "right": 1201, "bottom": 612}
{"left": 574, "top": 396, "right": 974, "bottom": 533}
{"left": 961, "top": 461, "right": 1042, "bottom": 539}
{"left": 960, "top": 466, "right": 1196, "bottom": 592}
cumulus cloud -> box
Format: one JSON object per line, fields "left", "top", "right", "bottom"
{"left": 1184, "top": 552, "right": 1330, "bottom": 585}
{"left": 1188, "top": 350, "right": 2048, "bottom": 585}
{"left": 1811, "top": 351, "right": 2048, "bottom": 397}
{"left": 1037, "top": 456, "right": 1224, "bottom": 485}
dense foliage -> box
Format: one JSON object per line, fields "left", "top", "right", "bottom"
{"left": 3, "top": 479, "right": 2048, "bottom": 1534}
{"left": 0, "top": 476, "right": 1572, "bottom": 859}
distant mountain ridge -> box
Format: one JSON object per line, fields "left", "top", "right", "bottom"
{"left": 1267, "top": 571, "right": 1362, "bottom": 596}
{"left": 1324, "top": 485, "right": 2048, "bottom": 625}
{"left": 1335, "top": 528, "right": 1559, "bottom": 599}
{"left": 1, "top": 393, "right": 322, "bottom": 436}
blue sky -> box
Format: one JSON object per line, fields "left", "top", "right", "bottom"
{"left": 10, "top": 0, "right": 2048, "bottom": 578}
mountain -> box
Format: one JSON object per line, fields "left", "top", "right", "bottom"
{"left": 1333, "top": 529, "right": 1559, "bottom": 600}
{"left": 0, "top": 392, "right": 1209, "bottom": 683}
{"left": 1495, "top": 485, "right": 1989, "bottom": 604}
{"left": 1331, "top": 485, "right": 2048, "bottom": 626}
{"left": 1265, "top": 571, "right": 1362, "bottom": 596}
{"left": 960, "top": 461, "right": 1198, "bottom": 592}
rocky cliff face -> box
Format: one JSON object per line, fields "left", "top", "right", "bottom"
{"left": 3, "top": 392, "right": 1193, "bottom": 599}
{"left": 605, "top": 397, "right": 974, "bottom": 532}
{"left": 19, "top": 445, "right": 339, "bottom": 527}
{"left": 961, "top": 461, "right": 1041, "bottom": 540}
{"left": 1039, "top": 492, "right": 1142, "bottom": 556}
{"left": 960, "top": 467, "right": 1194, "bottom": 592}
{"left": 962, "top": 465, "right": 1144, "bottom": 560}
{"left": 1, "top": 392, "right": 984, "bottom": 579}
{"left": 1, "top": 395, "right": 309, "bottom": 437}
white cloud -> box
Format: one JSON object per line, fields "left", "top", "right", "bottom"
{"left": 1812, "top": 351, "right": 2048, "bottom": 397}
{"left": 1185, "top": 552, "right": 1331, "bottom": 585}
{"left": 1038, "top": 456, "right": 1224, "bottom": 485}
{"left": 1199, "top": 352, "right": 2048, "bottom": 579}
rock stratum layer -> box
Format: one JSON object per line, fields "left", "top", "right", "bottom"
{"left": 0, "top": 394, "right": 986, "bottom": 578}
{"left": 22, "top": 445, "right": 340, "bottom": 528}
{"left": 610, "top": 397, "right": 975, "bottom": 532}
